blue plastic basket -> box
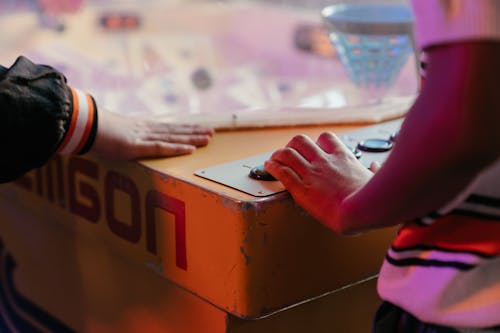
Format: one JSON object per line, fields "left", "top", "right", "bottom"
{"left": 322, "top": 3, "right": 414, "bottom": 89}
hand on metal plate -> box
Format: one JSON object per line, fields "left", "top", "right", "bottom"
{"left": 264, "top": 132, "right": 373, "bottom": 234}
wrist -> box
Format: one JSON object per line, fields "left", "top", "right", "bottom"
{"left": 56, "top": 87, "right": 98, "bottom": 155}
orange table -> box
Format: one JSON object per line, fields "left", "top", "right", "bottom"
{"left": 0, "top": 1, "right": 412, "bottom": 331}
{"left": 0, "top": 122, "right": 400, "bottom": 333}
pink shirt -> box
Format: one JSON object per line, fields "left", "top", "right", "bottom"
{"left": 411, "top": 0, "right": 500, "bottom": 49}
{"left": 377, "top": 1, "right": 500, "bottom": 330}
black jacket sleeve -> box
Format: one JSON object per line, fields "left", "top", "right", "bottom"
{"left": 0, "top": 56, "right": 73, "bottom": 183}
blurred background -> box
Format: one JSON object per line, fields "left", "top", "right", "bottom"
{"left": 0, "top": 0, "right": 416, "bottom": 129}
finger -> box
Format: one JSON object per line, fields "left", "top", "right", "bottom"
{"left": 148, "top": 123, "right": 214, "bottom": 136}
{"left": 369, "top": 161, "right": 381, "bottom": 173}
{"left": 286, "top": 134, "right": 324, "bottom": 163}
{"left": 264, "top": 159, "right": 303, "bottom": 190}
{"left": 317, "top": 132, "right": 359, "bottom": 161}
{"left": 269, "top": 147, "right": 311, "bottom": 179}
{"left": 316, "top": 132, "right": 347, "bottom": 154}
{"left": 142, "top": 133, "right": 212, "bottom": 147}
{"left": 131, "top": 141, "right": 196, "bottom": 159}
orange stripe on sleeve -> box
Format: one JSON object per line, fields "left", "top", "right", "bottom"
{"left": 73, "top": 93, "right": 95, "bottom": 154}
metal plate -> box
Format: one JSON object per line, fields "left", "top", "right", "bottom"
{"left": 195, "top": 153, "right": 286, "bottom": 197}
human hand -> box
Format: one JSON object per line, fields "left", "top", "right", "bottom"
{"left": 264, "top": 132, "right": 373, "bottom": 234}
{"left": 90, "top": 109, "right": 214, "bottom": 160}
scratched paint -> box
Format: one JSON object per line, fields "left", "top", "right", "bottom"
{"left": 239, "top": 246, "right": 251, "bottom": 265}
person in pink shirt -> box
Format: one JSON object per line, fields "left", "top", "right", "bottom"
{"left": 266, "top": 1, "right": 500, "bottom": 331}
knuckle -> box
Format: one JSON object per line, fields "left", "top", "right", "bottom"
{"left": 289, "top": 134, "right": 309, "bottom": 146}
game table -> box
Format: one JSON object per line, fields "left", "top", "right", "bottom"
{"left": 0, "top": 1, "right": 416, "bottom": 332}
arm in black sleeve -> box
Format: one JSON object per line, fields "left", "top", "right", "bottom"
{"left": 0, "top": 56, "right": 98, "bottom": 183}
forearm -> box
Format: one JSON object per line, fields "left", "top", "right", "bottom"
{"left": 339, "top": 42, "right": 500, "bottom": 234}
{"left": 56, "top": 87, "right": 98, "bottom": 156}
